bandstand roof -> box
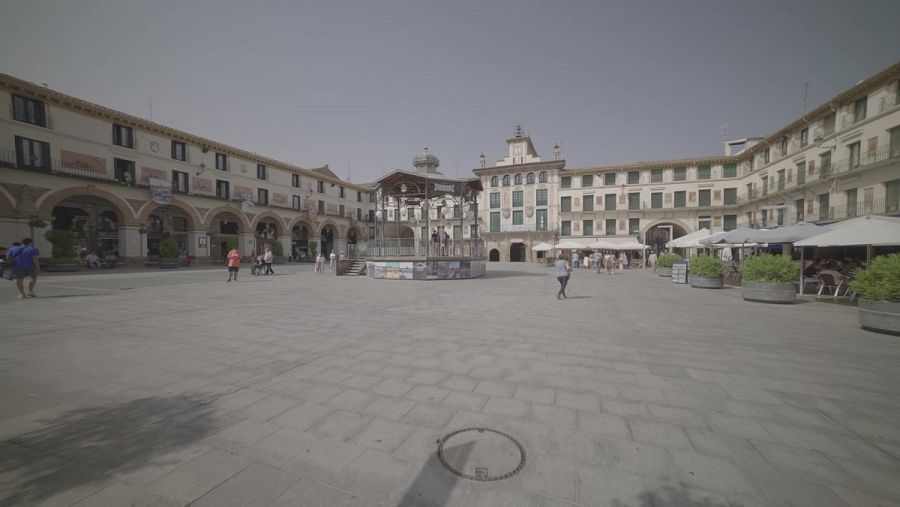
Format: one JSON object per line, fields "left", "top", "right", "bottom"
{"left": 374, "top": 169, "right": 483, "bottom": 199}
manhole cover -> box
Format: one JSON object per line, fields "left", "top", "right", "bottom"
{"left": 436, "top": 427, "right": 526, "bottom": 481}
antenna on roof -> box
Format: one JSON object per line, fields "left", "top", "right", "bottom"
{"left": 803, "top": 82, "right": 809, "bottom": 113}
{"left": 148, "top": 93, "right": 153, "bottom": 121}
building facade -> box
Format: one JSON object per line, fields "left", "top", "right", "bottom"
{"left": 0, "top": 73, "right": 374, "bottom": 264}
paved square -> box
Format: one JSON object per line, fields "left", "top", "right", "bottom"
{"left": 1, "top": 264, "right": 900, "bottom": 506}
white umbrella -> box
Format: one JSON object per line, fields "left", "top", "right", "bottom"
{"left": 531, "top": 242, "right": 554, "bottom": 251}
{"left": 586, "top": 239, "right": 617, "bottom": 250}
{"left": 608, "top": 239, "right": 650, "bottom": 250}
{"left": 699, "top": 231, "right": 729, "bottom": 245}
{"left": 794, "top": 215, "right": 900, "bottom": 248}
{"left": 748, "top": 222, "right": 824, "bottom": 244}
{"left": 556, "top": 240, "right": 587, "bottom": 249}
{"left": 666, "top": 228, "right": 710, "bottom": 248}
{"left": 721, "top": 227, "right": 758, "bottom": 244}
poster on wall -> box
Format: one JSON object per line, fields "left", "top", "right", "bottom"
{"left": 241, "top": 193, "right": 255, "bottom": 212}
{"left": 149, "top": 177, "right": 172, "bottom": 205}
{"left": 398, "top": 262, "right": 414, "bottom": 279}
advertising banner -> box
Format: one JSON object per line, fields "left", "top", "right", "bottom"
{"left": 149, "top": 177, "right": 172, "bottom": 205}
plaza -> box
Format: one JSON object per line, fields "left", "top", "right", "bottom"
{"left": 2, "top": 264, "right": 899, "bottom": 506}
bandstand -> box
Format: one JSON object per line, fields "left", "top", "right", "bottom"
{"left": 367, "top": 150, "right": 486, "bottom": 280}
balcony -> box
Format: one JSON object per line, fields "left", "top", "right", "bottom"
{"left": 2, "top": 148, "right": 118, "bottom": 183}
{"left": 368, "top": 238, "right": 485, "bottom": 258}
{"left": 807, "top": 198, "right": 898, "bottom": 222}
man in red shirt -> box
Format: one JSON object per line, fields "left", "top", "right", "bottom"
{"left": 226, "top": 245, "right": 242, "bottom": 282}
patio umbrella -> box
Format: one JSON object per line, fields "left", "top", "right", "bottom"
{"left": 721, "top": 227, "right": 758, "bottom": 244}
{"left": 556, "top": 240, "right": 587, "bottom": 250}
{"left": 748, "top": 222, "right": 825, "bottom": 244}
{"left": 699, "top": 231, "right": 729, "bottom": 245}
{"left": 609, "top": 239, "right": 650, "bottom": 250}
{"left": 666, "top": 228, "right": 710, "bottom": 249}
{"left": 586, "top": 239, "right": 616, "bottom": 250}
{"left": 531, "top": 242, "right": 554, "bottom": 251}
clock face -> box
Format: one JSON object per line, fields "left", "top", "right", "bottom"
{"left": 512, "top": 144, "right": 524, "bottom": 156}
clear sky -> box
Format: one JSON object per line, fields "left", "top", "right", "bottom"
{"left": 2, "top": 0, "right": 899, "bottom": 183}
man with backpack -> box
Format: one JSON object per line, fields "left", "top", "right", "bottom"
{"left": 8, "top": 238, "right": 40, "bottom": 299}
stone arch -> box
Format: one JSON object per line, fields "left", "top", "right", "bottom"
{"left": 345, "top": 224, "right": 364, "bottom": 241}
{"left": 489, "top": 249, "right": 501, "bottom": 262}
{"left": 0, "top": 186, "right": 17, "bottom": 212}
{"left": 136, "top": 198, "right": 201, "bottom": 230}
{"left": 642, "top": 219, "right": 691, "bottom": 254}
{"left": 287, "top": 216, "right": 315, "bottom": 233}
{"left": 316, "top": 220, "right": 341, "bottom": 238}
{"left": 398, "top": 225, "right": 415, "bottom": 239}
{"left": 250, "top": 210, "right": 287, "bottom": 233}
{"left": 640, "top": 218, "right": 692, "bottom": 238}
{"left": 202, "top": 205, "right": 250, "bottom": 233}
{"left": 37, "top": 185, "right": 136, "bottom": 224}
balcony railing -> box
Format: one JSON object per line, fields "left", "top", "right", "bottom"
{"left": 807, "top": 198, "right": 898, "bottom": 222}
{"left": 1, "top": 148, "right": 118, "bottom": 182}
{"left": 368, "top": 238, "right": 485, "bottom": 258}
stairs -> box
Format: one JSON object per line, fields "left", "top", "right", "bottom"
{"left": 342, "top": 258, "right": 367, "bottom": 276}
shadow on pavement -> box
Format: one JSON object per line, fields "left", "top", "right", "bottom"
{"left": 613, "top": 485, "right": 743, "bottom": 507}
{"left": 397, "top": 441, "right": 473, "bottom": 507}
{"left": 483, "top": 270, "right": 548, "bottom": 279}
{"left": 0, "top": 394, "right": 220, "bottom": 505}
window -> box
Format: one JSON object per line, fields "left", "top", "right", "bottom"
{"left": 818, "top": 193, "right": 830, "bottom": 219}
{"left": 763, "top": 148, "right": 770, "bottom": 164}
{"left": 760, "top": 176, "right": 769, "bottom": 196}
{"left": 539, "top": 171, "right": 548, "bottom": 183}
{"left": 536, "top": 209, "right": 548, "bottom": 231}
{"left": 697, "top": 165, "right": 711, "bottom": 180}
{"left": 112, "top": 124, "right": 134, "bottom": 148}
{"left": 628, "top": 192, "right": 640, "bottom": 210}
{"left": 357, "top": 191, "right": 362, "bottom": 202}
{"left": 673, "top": 168, "right": 686, "bottom": 181}
{"left": 318, "top": 200, "right": 325, "bottom": 214}
{"left": 514, "top": 174, "right": 522, "bottom": 185}
{"left": 627, "top": 171, "right": 640, "bottom": 184}
{"left": 339, "top": 187, "right": 345, "bottom": 198}
{"left": 512, "top": 210, "right": 524, "bottom": 225}
{"left": 651, "top": 192, "right": 662, "bottom": 209}
{"left": 526, "top": 173, "right": 535, "bottom": 184}
{"left": 512, "top": 190, "right": 523, "bottom": 207}
{"left": 114, "top": 158, "right": 135, "bottom": 184}
{"left": 823, "top": 113, "right": 836, "bottom": 135}
{"left": 502, "top": 175, "right": 511, "bottom": 186}
{"left": 846, "top": 188, "right": 858, "bottom": 217}
{"left": 560, "top": 196, "right": 572, "bottom": 212}
{"left": 561, "top": 220, "right": 571, "bottom": 236}
{"left": 650, "top": 169, "right": 663, "bottom": 183}
{"left": 723, "top": 163, "right": 737, "bottom": 178}
{"left": 777, "top": 170, "right": 785, "bottom": 192}
{"left": 292, "top": 174, "right": 300, "bottom": 187}
{"left": 369, "top": 226, "right": 376, "bottom": 239}
{"left": 535, "top": 188, "right": 548, "bottom": 206}
{"left": 490, "top": 192, "right": 500, "bottom": 208}
{"left": 605, "top": 193, "right": 616, "bottom": 211}
{"left": 723, "top": 215, "right": 737, "bottom": 231}
{"left": 339, "top": 204, "right": 345, "bottom": 217}
{"left": 453, "top": 205, "right": 461, "bottom": 219}
{"left": 582, "top": 175, "right": 593, "bottom": 187}
{"left": 293, "top": 195, "right": 301, "bottom": 210}
{"left": 886, "top": 179, "right": 900, "bottom": 213}
{"left": 171, "top": 141, "right": 186, "bottom": 161}
{"left": 605, "top": 219, "right": 616, "bottom": 235}
{"left": 216, "top": 153, "right": 227, "bottom": 170}
{"left": 14, "top": 136, "right": 50, "bottom": 170}
{"left": 820, "top": 151, "right": 832, "bottom": 177}
{"left": 560, "top": 176, "right": 571, "bottom": 189}
{"left": 12, "top": 95, "right": 46, "bottom": 126}
{"left": 257, "top": 164, "right": 267, "bottom": 180}
{"left": 583, "top": 195, "right": 594, "bottom": 212}
{"left": 216, "top": 180, "right": 229, "bottom": 200}
{"left": 800, "top": 128, "right": 809, "bottom": 147}
{"left": 891, "top": 126, "right": 900, "bottom": 158}
{"left": 583, "top": 220, "right": 593, "bottom": 236}
{"left": 357, "top": 208, "right": 362, "bottom": 220}
{"left": 795, "top": 199, "right": 805, "bottom": 222}
{"left": 674, "top": 191, "right": 686, "bottom": 208}
{"left": 317, "top": 181, "right": 325, "bottom": 193}
{"left": 258, "top": 188, "right": 269, "bottom": 205}
{"left": 491, "top": 176, "right": 498, "bottom": 187}
{"left": 171, "top": 170, "right": 189, "bottom": 193}
{"left": 698, "top": 189, "right": 711, "bottom": 207}
{"left": 369, "top": 192, "right": 375, "bottom": 203}
{"left": 796, "top": 162, "right": 806, "bottom": 185}
{"left": 490, "top": 212, "right": 501, "bottom": 232}
{"left": 849, "top": 142, "right": 861, "bottom": 169}
{"left": 853, "top": 96, "right": 867, "bottom": 123}
{"left": 780, "top": 137, "right": 789, "bottom": 156}
{"left": 604, "top": 173, "right": 616, "bottom": 186}
{"left": 628, "top": 218, "right": 640, "bottom": 235}
{"left": 723, "top": 188, "right": 737, "bottom": 205}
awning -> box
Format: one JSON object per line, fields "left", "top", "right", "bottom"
{"left": 531, "top": 242, "right": 554, "bottom": 251}
{"left": 666, "top": 228, "right": 711, "bottom": 248}
{"left": 556, "top": 240, "right": 587, "bottom": 249}
{"left": 794, "top": 215, "right": 900, "bottom": 247}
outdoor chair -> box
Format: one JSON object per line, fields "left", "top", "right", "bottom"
{"left": 816, "top": 273, "right": 845, "bottom": 298}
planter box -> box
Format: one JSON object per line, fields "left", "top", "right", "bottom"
{"left": 159, "top": 259, "right": 180, "bottom": 269}
{"left": 44, "top": 261, "right": 79, "bottom": 272}
{"left": 657, "top": 267, "right": 672, "bottom": 277}
{"left": 858, "top": 299, "right": 900, "bottom": 335}
{"left": 742, "top": 282, "right": 795, "bottom": 304}
{"left": 273, "top": 257, "right": 287, "bottom": 265}
{"left": 690, "top": 275, "right": 723, "bottom": 289}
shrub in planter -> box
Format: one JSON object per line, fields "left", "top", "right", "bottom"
{"left": 44, "top": 229, "right": 79, "bottom": 271}
{"left": 656, "top": 253, "right": 681, "bottom": 277}
{"left": 688, "top": 254, "right": 724, "bottom": 288}
{"left": 158, "top": 238, "right": 181, "bottom": 268}
{"left": 270, "top": 241, "right": 284, "bottom": 257}
{"left": 849, "top": 254, "right": 900, "bottom": 335}
{"left": 740, "top": 254, "right": 798, "bottom": 303}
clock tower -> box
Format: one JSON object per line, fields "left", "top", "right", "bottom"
{"left": 496, "top": 124, "right": 542, "bottom": 167}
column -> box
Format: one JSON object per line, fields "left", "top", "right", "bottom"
{"left": 238, "top": 232, "right": 255, "bottom": 260}
{"left": 187, "top": 229, "right": 207, "bottom": 260}
{"left": 278, "top": 235, "right": 292, "bottom": 260}
{"left": 118, "top": 225, "right": 142, "bottom": 265}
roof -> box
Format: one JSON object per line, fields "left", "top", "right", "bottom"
{"left": 374, "top": 169, "right": 483, "bottom": 199}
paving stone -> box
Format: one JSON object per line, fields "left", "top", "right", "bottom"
{"left": 350, "top": 418, "right": 416, "bottom": 452}
{"left": 400, "top": 402, "right": 457, "bottom": 430}
{"left": 578, "top": 465, "right": 649, "bottom": 506}
{"left": 151, "top": 448, "right": 252, "bottom": 504}
{"left": 407, "top": 385, "right": 452, "bottom": 404}
{"left": 529, "top": 404, "right": 578, "bottom": 431}
{"left": 441, "top": 375, "right": 479, "bottom": 392}
{"left": 326, "top": 389, "right": 380, "bottom": 411}
{"left": 340, "top": 374, "right": 384, "bottom": 390}
{"left": 557, "top": 391, "right": 601, "bottom": 412}
{"left": 629, "top": 419, "right": 694, "bottom": 451}
{"left": 684, "top": 428, "right": 768, "bottom": 467}
{"left": 272, "top": 401, "right": 334, "bottom": 430}
{"left": 441, "top": 391, "right": 488, "bottom": 411}
{"left": 312, "top": 410, "right": 371, "bottom": 441}
{"left": 191, "top": 462, "right": 297, "bottom": 507}
{"left": 514, "top": 385, "right": 557, "bottom": 405}
{"left": 483, "top": 396, "right": 530, "bottom": 418}
{"left": 371, "top": 378, "right": 415, "bottom": 397}
{"left": 578, "top": 412, "right": 630, "bottom": 439}
{"left": 406, "top": 370, "right": 448, "bottom": 385}
{"left": 473, "top": 379, "right": 516, "bottom": 397}
{"left": 240, "top": 394, "right": 299, "bottom": 421}
{"left": 362, "top": 396, "right": 417, "bottom": 421}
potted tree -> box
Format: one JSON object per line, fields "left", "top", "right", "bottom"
{"left": 849, "top": 254, "right": 900, "bottom": 335}
{"left": 740, "top": 254, "right": 798, "bottom": 304}
{"left": 688, "top": 254, "right": 724, "bottom": 289}
{"left": 308, "top": 242, "right": 318, "bottom": 262}
{"left": 657, "top": 253, "right": 681, "bottom": 277}
{"left": 270, "top": 241, "right": 287, "bottom": 264}
{"left": 44, "top": 229, "right": 79, "bottom": 272}
{"left": 158, "top": 238, "right": 181, "bottom": 268}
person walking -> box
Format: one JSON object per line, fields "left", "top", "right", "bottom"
{"left": 226, "top": 244, "right": 242, "bottom": 282}
{"left": 9, "top": 238, "right": 40, "bottom": 299}
{"left": 555, "top": 253, "right": 572, "bottom": 300}
{"left": 329, "top": 250, "right": 337, "bottom": 272}
{"left": 649, "top": 251, "right": 658, "bottom": 272}
{"left": 263, "top": 247, "right": 274, "bottom": 275}
{"left": 605, "top": 251, "right": 615, "bottom": 275}
{"left": 619, "top": 251, "right": 628, "bottom": 271}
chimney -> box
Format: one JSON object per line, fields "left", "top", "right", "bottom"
{"left": 479, "top": 152, "right": 486, "bottom": 169}
{"left": 552, "top": 143, "right": 561, "bottom": 161}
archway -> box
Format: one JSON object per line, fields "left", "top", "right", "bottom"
{"left": 347, "top": 227, "right": 361, "bottom": 258}
{"left": 255, "top": 219, "right": 281, "bottom": 256}
{"left": 292, "top": 224, "right": 310, "bottom": 261}
{"left": 509, "top": 242, "right": 526, "bottom": 262}
{"left": 320, "top": 224, "right": 336, "bottom": 258}
{"left": 145, "top": 205, "right": 194, "bottom": 258}
{"left": 51, "top": 196, "right": 123, "bottom": 257}
{"left": 489, "top": 249, "right": 500, "bottom": 262}
{"left": 645, "top": 221, "right": 689, "bottom": 254}
{"left": 210, "top": 211, "right": 243, "bottom": 261}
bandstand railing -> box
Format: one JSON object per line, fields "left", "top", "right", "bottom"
{"left": 368, "top": 238, "right": 485, "bottom": 258}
